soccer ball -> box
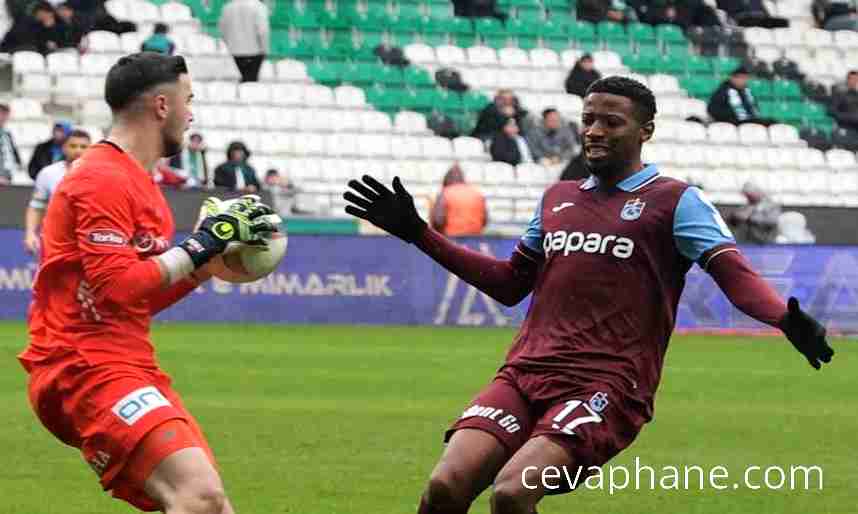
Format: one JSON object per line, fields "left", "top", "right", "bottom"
{"left": 206, "top": 232, "right": 288, "bottom": 283}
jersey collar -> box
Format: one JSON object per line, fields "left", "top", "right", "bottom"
{"left": 580, "top": 164, "right": 660, "bottom": 192}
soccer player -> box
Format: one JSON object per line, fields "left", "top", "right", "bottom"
{"left": 343, "top": 76, "right": 834, "bottom": 514}
{"left": 24, "top": 128, "right": 91, "bottom": 255}
{"left": 18, "top": 52, "right": 279, "bottom": 513}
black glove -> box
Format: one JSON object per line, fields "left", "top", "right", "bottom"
{"left": 779, "top": 297, "right": 834, "bottom": 370}
{"left": 343, "top": 175, "right": 427, "bottom": 243}
{"left": 180, "top": 199, "right": 279, "bottom": 268}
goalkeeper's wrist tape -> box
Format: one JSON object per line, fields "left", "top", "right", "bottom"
{"left": 178, "top": 230, "right": 227, "bottom": 269}
{"left": 155, "top": 247, "right": 195, "bottom": 285}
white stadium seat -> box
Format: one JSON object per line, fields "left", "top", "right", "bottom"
{"left": 394, "top": 111, "right": 428, "bottom": 134}
{"left": 404, "top": 44, "right": 436, "bottom": 65}
{"left": 335, "top": 85, "right": 366, "bottom": 108}
{"left": 453, "top": 137, "right": 486, "bottom": 160}
{"left": 467, "top": 45, "right": 498, "bottom": 66}
{"left": 498, "top": 47, "right": 530, "bottom": 68}
{"left": 436, "top": 45, "right": 467, "bottom": 66}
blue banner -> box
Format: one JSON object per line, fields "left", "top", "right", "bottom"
{"left": 2, "top": 229, "right": 857, "bottom": 333}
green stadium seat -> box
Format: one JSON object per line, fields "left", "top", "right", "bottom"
{"left": 748, "top": 79, "right": 773, "bottom": 100}
{"left": 390, "top": 12, "right": 424, "bottom": 34}
{"left": 352, "top": 10, "right": 387, "bottom": 31}
{"left": 462, "top": 91, "right": 489, "bottom": 111}
{"left": 680, "top": 76, "right": 720, "bottom": 98}
{"left": 596, "top": 21, "right": 626, "bottom": 45}
{"left": 401, "top": 89, "right": 436, "bottom": 113}
{"left": 802, "top": 102, "right": 828, "bottom": 122}
{"left": 625, "top": 50, "right": 658, "bottom": 74}
{"left": 507, "top": 18, "right": 540, "bottom": 49}
{"left": 425, "top": 2, "right": 453, "bottom": 18}
{"left": 627, "top": 22, "right": 655, "bottom": 45}
{"left": 404, "top": 67, "right": 436, "bottom": 89}
{"left": 436, "top": 89, "right": 463, "bottom": 113}
{"left": 654, "top": 53, "right": 685, "bottom": 75}
{"left": 387, "top": 32, "right": 418, "bottom": 47}
{"left": 307, "top": 61, "right": 343, "bottom": 86}
{"left": 352, "top": 38, "right": 382, "bottom": 62}
{"left": 568, "top": 20, "right": 596, "bottom": 44}
{"left": 768, "top": 101, "right": 803, "bottom": 125}
{"left": 772, "top": 79, "right": 802, "bottom": 101}
{"left": 542, "top": 0, "right": 568, "bottom": 8}
{"left": 711, "top": 56, "right": 741, "bottom": 77}
{"left": 685, "top": 55, "right": 713, "bottom": 76}
{"left": 475, "top": 18, "right": 509, "bottom": 48}
{"left": 286, "top": 9, "right": 319, "bottom": 30}
{"left": 549, "top": 10, "right": 576, "bottom": 27}
{"left": 366, "top": 86, "right": 404, "bottom": 113}
{"left": 656, "top": 24, "right": 688, "bottom": 53}
{"left": 395, "top": 3, "right": 423, "bottom": 20}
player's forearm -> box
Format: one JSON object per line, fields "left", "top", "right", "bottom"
{"left": 415, "top": 227, "right": 539, "bottom": 306}
{"left": 707, "top": 248, "right": 787, "bottom": 328}
{"left": 148, "top": 269, "right": 210, "bottom": 315}
{"left": 24, "top": 207, "right": 42, "bottom": 235}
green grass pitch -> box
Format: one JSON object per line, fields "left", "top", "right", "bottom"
{"left": 1, "top": 321, "right": 855, "bottom": 513}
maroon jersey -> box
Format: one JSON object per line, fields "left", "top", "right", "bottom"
{"left": 507, "top": 164, "right": 735, "bottom": 420}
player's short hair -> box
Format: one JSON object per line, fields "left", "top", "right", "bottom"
{"left": 67, "top": 129, "right": 91, "bottom": 140}
{"left": 105, "top": 53, "right": 188, "bottom": 113}
{"left": 0, "top": 103, "right": 9, "bottom": 113}
{"left": 542, "top": 108, "right": 559, "bottom": 118}
{"left": 585, "top": 76, "right": 657, "bottom": 124}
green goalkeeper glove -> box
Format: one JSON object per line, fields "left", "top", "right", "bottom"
{"left": 180, "top": 195, "right": 281, "bottom": 268}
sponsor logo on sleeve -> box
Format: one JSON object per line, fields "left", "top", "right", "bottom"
{"left": 88, "top": 229, "right": 128, "bottom": 246}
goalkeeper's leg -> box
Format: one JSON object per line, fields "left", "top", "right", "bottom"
{"left": 134, "top": 419, "right": 235, "bottom": 514}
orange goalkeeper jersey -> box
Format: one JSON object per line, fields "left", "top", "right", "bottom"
{"left": 20, "top": 142, "right": 175, "bottom": 370}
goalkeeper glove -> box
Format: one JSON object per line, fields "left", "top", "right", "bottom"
{"left": 779, "top": 297, "right": 834, "bottom": 370}
{"left": 343, "top": 175, "right": 427, "bottom": 243}
{"left": 180, "top": 195, "right": 281, "bottom": 268}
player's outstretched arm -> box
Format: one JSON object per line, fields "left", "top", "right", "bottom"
{"left": 344, "top": 175, "right": 539, "bottom": 306}
{"left": 707, "top": 250, "right": 834, "bottom": 370}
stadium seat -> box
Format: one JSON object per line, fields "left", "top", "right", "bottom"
{"left": 738, "top": 123, "right": 769, "bottom": 145}
{"left": 707, "top": 123, "right": 740, "bottom": 145}
{"left": 394, "top": 111, "right": 429, "bottom": 134}
{"left": 87, "top": 30, "right": 122, "bottom": 54}
{"left": 453, "top": 136, "right": 486, "bottom": 160}
{"left": 82, "top": 99, "right": 112, "bottom": 125}
{"left": 358, "top": 111, "right": 392, "bottom": 133}
{"left": 238, "top": 82, "right": 270, "bottom": 104}
{"left": 826, "top": 149, "right": 857, "bottom": 171}
{"left": 9, "top": 98, "right": 45, "bottom": 121}
{"left": 335, "top": 85, "right": 367, "bottom": 108}
{"left": 467, "top": 45, "right": 499, "bottom": 66}
{"left": 436, "top": 45, "right": 467, "bottom": 67}
{"left": 498, "top": 47, "right": 530, "bottom": 68}
{"left": 529, "top": 48, "right": 559, "bottom": 68}
{"left": 404, "top": 43, "right": 437, "bottom": 65}
{"left": 160, "top": 1, "right": 193, "bottom": 23}
{"left": 389, "top": 135, "right": 424, "bottom": 159}
{"left": 768, "top": 124, "right": 801, "bottom": 147}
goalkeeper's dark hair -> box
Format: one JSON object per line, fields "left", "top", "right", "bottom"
{"left": 105, "top": 52, "right": 188, "bottom": 113}
{"left": 67, "top": 128, "right": 91, "bottom": 140}
{"left": 585, "top": 76, "right": 657, "bottom": 125}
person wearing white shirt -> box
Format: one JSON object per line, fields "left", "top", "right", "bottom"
{"left": 24, "top": 129, "right": 90, "bottom": 255}
{"left": 218, "top": 0, "right": 270, "bottom": 82}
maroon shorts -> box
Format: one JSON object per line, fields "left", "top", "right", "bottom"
{"left": 445, "top": 366, "right": 647, "bottom": 491}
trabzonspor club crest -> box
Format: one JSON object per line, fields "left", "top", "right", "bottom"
{"left": 620, "top": 198, "right": 646, "bottom": 221}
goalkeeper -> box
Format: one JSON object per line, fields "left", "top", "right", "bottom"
{"left": 18, "top": 52, "right": 278, "bottom": 513}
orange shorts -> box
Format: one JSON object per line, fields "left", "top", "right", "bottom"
{"left": 24, "top": 349, "right": 216, "bottom": 511}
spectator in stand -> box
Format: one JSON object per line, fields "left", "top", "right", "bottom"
{"left": 832, "top": 70, "right": 858, "bottom": 132}
{"left": 219, "top": 0, "right": 270, "bottom": 82}
{"left": 813, "top": 0, "right": 858, "bottom": 29}
{"left": 824, "top": 5, "right": 858, "bottom": 30}
{"left": 0, "top": 104, "right": 22, "bottom": 184}
{"left": 1, "top": 2, "right": 65, "bottom": 54}
{"left": 452, "top": 0, "right": 506, "bottom": 20}
{"left": 265, "top": 168, "right": 310, "bottom": 216}
{"left": 527, "top": 108, "right": 580, "bottom": 167}
{"left": 140, "top": 23, "right": 176, "bottom": 55}
{"left": 490, "top": 117, "right": 534, "bottom": 166}
{"left": 28, "top": 121, "right": 71, "bottom": 180}
{"left": 55, "top": 3, "right": 86, "bottom": 50}
{"left": 214, "top": 140, "right": 260, "bottom": 193}
{"left": 727, "top": 181, "right": 781, "bottom": 244}
{"left": 430, "top": 164, "right": 487, "bottom": 236}
{"left": 629, "top": 0, "right": 720, "bottom": 28}
{"left": 577, "top": 0, "right": 638, "bottom": 24}
{"left": 716, "top": 0, "right": 789, "bottom": 28}
{"left": 565, "top": 54, "right": 601, "bottom": 97}
{"left": 472, "top": 89, "right": 529, "bottom": 142}
{"left": 168, "top": 132, "right": 209, "bottom": 187}
{"left": 23, "top": 129, "right": 90, "bottom": 255}
{"left": 707, "top": 66, "right": 775, "bottom": 126}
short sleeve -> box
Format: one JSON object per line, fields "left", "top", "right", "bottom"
{"left": 520, "top": 197, "right": 544, "bottom": 255}
{"left": 29, "top": 171, "right": 51, "bottom": 209}
{"left": 673, "top": 186, "right": 735, "bottom": 263}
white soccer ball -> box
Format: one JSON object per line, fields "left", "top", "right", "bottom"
{"left": 207, "top": 232, "right": 288, "bottom": 283}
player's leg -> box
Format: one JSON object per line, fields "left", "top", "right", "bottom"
{"left": 418, "top": 371, "right": 534, "bottom": 514}
{"left": 132, "top": 419, "right": 232, "bottom": 514}
{"left": 418, "top": 428, "right": 508, "bottom": 514}
{"left": 489, "top": 435, "right": 572, "bottom": 514}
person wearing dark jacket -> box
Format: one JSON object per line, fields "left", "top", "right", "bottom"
{"left": 707, "top": 67, "right": 774, "bottom": 126}
{"left": 832, "top": 70, "right": 858, "bottom": 132}
{"left": 716, "top": 0, "right": 789, "bottom": 27}
{"left": 565, "top": 54, "right": 601, "bottom": 97}
{"left": 28, "top": 121, "right": 71, "bottom": 179}
{"left": 471, "top": 89, "right": 529, "bottom": 142}
{"left": 1, "top": 2, "right": 66, "bottom": 54}
{"left": 490, "top": 118, "right": 534, "bottom": 166}
{"left": 55, "top": 3, "right": 86, "bottom": 50}
{"left": 214, "top": 141, "right": 260, "bottom": 192}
